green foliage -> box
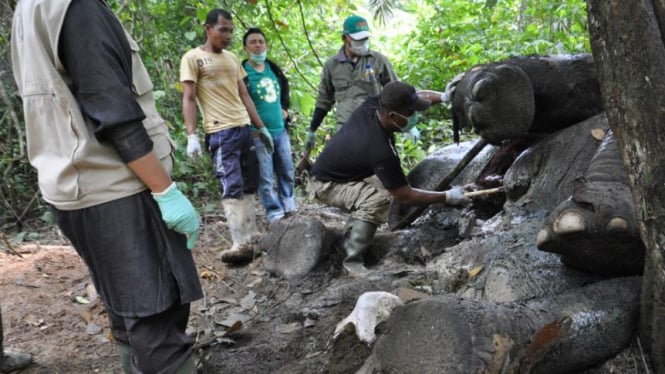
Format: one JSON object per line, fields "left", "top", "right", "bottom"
{"left": 1, "top": 1, "right": 43, "bottom": 231}
{"left": 0, "top": 0, "right": 591, "bottom": 228}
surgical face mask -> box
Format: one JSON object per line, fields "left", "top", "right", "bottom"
{"left": 391, "top": 111, "right": 419, "bottom": 133}
{"left": 250, "top": 50, "right": 267, "bottom": 63}
{"left": 349, "top": 38, "right": 369, "bottom": 55}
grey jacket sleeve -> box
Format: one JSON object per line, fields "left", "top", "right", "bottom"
{"left": 315, "top": 57, "right": 336, "bottom": 112}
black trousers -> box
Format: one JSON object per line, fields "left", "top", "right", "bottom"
{"left": 52, "top": 191, "right": 202, "bottom": 373}
{"left": 109, "top": 302, "right": 194, "bottom": 373}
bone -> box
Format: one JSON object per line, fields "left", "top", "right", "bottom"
{"left": 333, "top": 291, "right": 404, "bottom": 345}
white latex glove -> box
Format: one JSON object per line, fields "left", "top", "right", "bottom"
{"left": 444, "top": 186, "right": 471, "bottom": 206}
{"left": 186, "top": 134, "right": 202, "bottom": 158}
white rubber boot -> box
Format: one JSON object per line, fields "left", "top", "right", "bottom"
{"left": 221, "top": 198, "right": 258, "bottom": 264}
{"left": 241, "top": 196, "right": 261, "bottom": 239}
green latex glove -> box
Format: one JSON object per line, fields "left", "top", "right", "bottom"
{"left": 304, "top": 130, "right": 316, "bottom": 154}
{"left": 152, "top": 182, "right": 200, "bottom": 249}
{"left": 256, "top": 127, "right": 274, "bottom": 154}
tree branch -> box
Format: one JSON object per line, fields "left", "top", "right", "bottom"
{"left": 264, "top": 0, "right": 317, "bottom": 92}
{"left": 296, "top": 0, "right": 323, "bottom": 67}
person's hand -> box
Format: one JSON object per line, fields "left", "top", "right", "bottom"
{"left": 152, "top": 182, "right": 200, "bottom": 250}
{"left": 186, "top": 134, "right": 202, "bottom": 158}
{"left": 295, "top": 156, "right": 312, "bottom": 186}
{"left": 304, "top": 130, "right": 316, "bottom": 154}
{"left": 256, "top": 127, "right": 274, "bottom": 154}
{"left": 441, "top": 72, "right": 466, "bottom": 103}
{"left": 444, "top": 186, "right": 471, "bottom": 206}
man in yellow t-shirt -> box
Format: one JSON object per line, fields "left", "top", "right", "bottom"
{"left": 180, "top": 8, "right": 274, "bottom": 264}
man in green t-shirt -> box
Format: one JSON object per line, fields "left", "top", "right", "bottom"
{"left": 242, "top": 28, "right": 296, "bottom": 224}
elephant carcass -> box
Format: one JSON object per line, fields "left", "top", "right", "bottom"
{"left": 361, "top": 277, "right": 640, "bottom": 374}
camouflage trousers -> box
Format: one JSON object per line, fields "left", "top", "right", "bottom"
{"left": 307, "top": 175, "right": 391, "bottom": 225}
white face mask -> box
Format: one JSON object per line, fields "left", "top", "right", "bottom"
{"left": 349, "top": 39, "right": 369, "bottom": 55}
{"left": 250, "top": 50, "right": 267, "bottom": 63}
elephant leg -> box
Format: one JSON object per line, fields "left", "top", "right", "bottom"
{"left": 536, "top": 129, "right": 645, "bottom": 276}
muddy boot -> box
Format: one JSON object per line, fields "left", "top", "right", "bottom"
{"left": 342, "top": 219, "right": 377, "bottom": 277}
{"left": 1, "top": 348, "right": 32, "bottom": 373}
{"left": 241, "top": 197, "right": 262, "bottom": 240}
{"left": 221, "top": 198, "right": 260, "bottom": 264}
{"left": 174, "top": 354, "right": 197, "bottom": 374}
{"left": 117, "top": 342, "right": 131, "bottom": 374}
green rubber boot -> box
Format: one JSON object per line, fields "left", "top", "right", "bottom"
{"left": 174, "top": 354, "right": 197, "bottom": 374}
{"left": 116, "top": 342, "right": 132, "bottom": 374}
{"left": 342, "top": 219, "right": 377, "bottom": 277}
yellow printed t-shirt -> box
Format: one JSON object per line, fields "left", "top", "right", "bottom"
{"left": 180, "top": 48, "right": 250, "bottom": 133}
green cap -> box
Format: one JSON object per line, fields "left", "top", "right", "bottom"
{"left": 343, "top": 15, "right": 370, "bottom": 40}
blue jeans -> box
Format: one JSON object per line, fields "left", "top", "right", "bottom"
{"left": 253, "top": 129, "right": 296, "bottom": 222}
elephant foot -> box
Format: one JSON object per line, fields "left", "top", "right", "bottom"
{"left": 452, "top": 63, "right": 535, "bottom": 144}
{"left": 537, "top": 181, "right": 645, "bottom": 276}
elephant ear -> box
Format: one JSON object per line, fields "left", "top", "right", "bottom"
{"left": 462, "top": 64, "right": 536, "bottom": 145}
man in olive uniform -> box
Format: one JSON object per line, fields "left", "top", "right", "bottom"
{"left": 300, "top": 15, "right": 398, "bottom": 162}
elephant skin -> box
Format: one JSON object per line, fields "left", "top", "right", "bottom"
{"left": 361, "top": 277, "right": 640, "bottom": 374}
{"left": 503, "top": 114, "right": 609, "bottom": 216}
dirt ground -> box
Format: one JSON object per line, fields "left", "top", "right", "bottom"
{"left": 0, "top": 202, "right": 356, "bottom": 374}
{"left": 0, "top": 201, "right": 654, "bottom": 374}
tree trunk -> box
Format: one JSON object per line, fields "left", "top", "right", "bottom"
{"left": 587, "top": 1, "right": 665, "bottom": 371}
